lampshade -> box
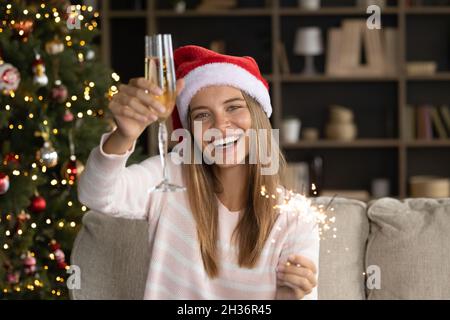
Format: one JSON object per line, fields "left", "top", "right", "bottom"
{"left": 293, "top": 27, "right": 323, "bottom": 56}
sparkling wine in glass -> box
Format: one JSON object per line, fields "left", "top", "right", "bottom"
{"left": 145, "top": 34, "right": 185, "bottom": 192}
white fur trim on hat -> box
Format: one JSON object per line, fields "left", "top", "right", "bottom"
{"left": 176, "top": 62, "right": 272, "bottom": 128}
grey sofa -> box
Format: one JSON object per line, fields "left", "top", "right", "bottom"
{"left": 70, "top": 197, "right": 450, "bottom": 300}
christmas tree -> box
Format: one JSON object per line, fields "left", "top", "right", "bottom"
{"left": 0, "top": 1, "right": 141, "bottom": 299}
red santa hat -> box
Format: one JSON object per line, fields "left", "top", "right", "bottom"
{"left": 172, "top": 45, "right": 272, "bottom": 130}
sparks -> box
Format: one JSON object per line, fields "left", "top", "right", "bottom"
{"left": 261, "top": 186, "right": 337, "bottom": 240}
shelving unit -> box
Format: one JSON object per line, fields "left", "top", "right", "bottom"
{"left": 283, "top": 139, "right": 400, "bottom": 148}
{"left": 98, "top": 0, "right": 450, "bottom": 198}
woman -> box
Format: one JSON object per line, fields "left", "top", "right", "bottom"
{"left": 78, "top": 45, "right": 319, "bottom": 299}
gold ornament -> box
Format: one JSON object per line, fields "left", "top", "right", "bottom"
{"left": 45, "top": 38, "right": 64, "bottom": 55}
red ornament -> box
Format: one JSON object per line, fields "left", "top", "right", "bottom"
{"left": 6, "top": 272, "right": 19, "bottom": 284}
{"left": 11, "top": 20, "right": 34, "bottom": 41}
{"left": 54, "top": 249, "right": 65, "bottom": 262}
{"left": 61, "top": 156, "right": 84, "bottom": 182}
{"left": 30, "top": 195, "right": 46, "bottom": 213}
{"left": 17, "top": 211, "right": 30, "bottom": 223}
{"left": 15, "top": 211, "right": 30, "bottom": 233}
{"left": 3, "top": 153, "right": 20, "bottom": 166}
{"left": 0, "top": 172, "right": 10, "bottom": 195}
{"left": 53, "top": 247, "right": 67, "bottom": 269}
{"left": 0, "top": 62, "right": 21, "bottom": 92}
{"left": 49, "top": 240, "right": 61, "bottom": 251}
{"left": 23, "top": 256, "right": 37, "bottom": 275}
{"left": 63, "top": 110, "right": 74, "bottom": 122}
{"left": 51, "top": 80, "right": 68, "bottom": 103}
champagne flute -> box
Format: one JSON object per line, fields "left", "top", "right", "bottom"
{"left": 145, "top": 34, "right": 185, "bottom": 192}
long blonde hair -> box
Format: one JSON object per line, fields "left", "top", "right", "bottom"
{"left": 183, "top": 92, "right": 286, "bottom": 278}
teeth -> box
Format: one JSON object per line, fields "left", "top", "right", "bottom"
{"left": 213, "top": 135, "right": 240, "bottom": 148}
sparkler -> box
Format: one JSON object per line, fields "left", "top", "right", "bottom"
{"left": 261, "top": 186, "right": 337, "bottom": 240}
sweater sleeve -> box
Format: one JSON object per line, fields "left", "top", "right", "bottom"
{"left": 77, "top": 130, "right": 164, "bottom": 220}
{"left": 277, "top": 207, "right": 321, "bottom": 300}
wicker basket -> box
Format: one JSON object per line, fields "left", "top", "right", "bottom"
{"left": 410, "top": 176, "right": 450, "bottom": 198}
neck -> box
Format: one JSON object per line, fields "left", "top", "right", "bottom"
{"left": 214, "top": 165, "right": 249, "bottom": 212}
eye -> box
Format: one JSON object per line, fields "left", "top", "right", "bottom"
{"left": 227, "top": 105, "right": 243, "bottom": 112}
{"left": 193, "top": 112, "right": 210, "bottom": 121}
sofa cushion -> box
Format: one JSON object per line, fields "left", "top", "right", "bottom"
{"left": 69, "top": 211, "right": 150, "bottom": 299}
{"left": 366, "top": 198, "right": 450, "bottom": 299}
{"left": 71, "top": 197, "right": 370, "bottom": 300}
{"left": 313, "top": 197, "right": 369, "bottom": 300}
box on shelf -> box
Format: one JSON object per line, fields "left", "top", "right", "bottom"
{"left": 410, "top": 176, "right": 450, "bottom": 198}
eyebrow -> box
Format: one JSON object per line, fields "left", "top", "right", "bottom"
{"left": 190, "top": 97, "right": 245, "bottom": 111}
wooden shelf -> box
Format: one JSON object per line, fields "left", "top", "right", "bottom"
{"left": 406, "top": 72, "right": 450, "bottom": 81}
{"left": 405, "top": 140, "right": 450, "bottom": 148}
{"left": 280, "top": 74, "right": 398, "bottom": 83}
{"left": 279, "top": 7, "right": 398, "bottom": 16}
{"left": 109, "top": 11, "right": 147, "bottom": 18}
{"left": 155, "top": 8, "right": 272, "bottom": 17}
{"left": 100, "top": 0, "right": 450, "bottom": 199}
{"left": 405, "top": 6, "right": 450, "bottom": 14}
{"left": 282, "top": 139, "right": 400, "bottom": 149}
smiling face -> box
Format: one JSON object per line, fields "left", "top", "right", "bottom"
{"left": 188, "top": 85, "right": 252, "bottom": 168}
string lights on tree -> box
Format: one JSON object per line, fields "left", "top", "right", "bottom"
{"left": 0, "top": 1, "right": 122, "bottom": 299}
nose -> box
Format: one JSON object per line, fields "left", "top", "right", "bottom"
{"left": 213, "top": 111, "right": 232, "bottom": 132}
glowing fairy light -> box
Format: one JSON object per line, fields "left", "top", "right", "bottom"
{"left": 311, "top": 183, "right": 318, "bottom": 196}
{"left": 111, "top": 72, "right": 120, "bottom": 81}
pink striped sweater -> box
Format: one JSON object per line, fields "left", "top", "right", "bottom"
{"left": 77, "top": 131, "right": 320, "bottom": 300}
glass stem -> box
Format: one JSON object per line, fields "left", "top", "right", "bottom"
{"left": 158, "top": 121, "right": 169, "bottom": 184}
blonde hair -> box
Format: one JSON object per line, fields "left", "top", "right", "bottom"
{"left": 183, "top": 92, "right": 286, "bottom": 278}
